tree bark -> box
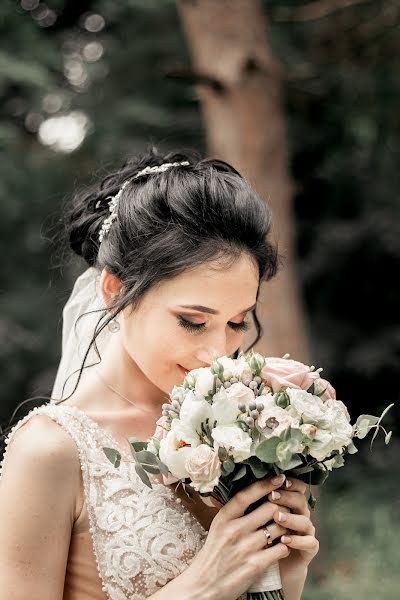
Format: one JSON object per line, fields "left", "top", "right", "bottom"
{"left": 177, "top": 0, "right": 310, "bottom": 361}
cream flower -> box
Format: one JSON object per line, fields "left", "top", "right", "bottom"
{"left": 185, "top": 444, "right": 221, "bottom": 493}
{"left": 212, "top": 424, "right": 253, "bottom": 462}
{"left": 159, "top": 420, "right": 200, "bottom": 480}
{"left": 225, "top": 382, "right": 256, "bottom": 409}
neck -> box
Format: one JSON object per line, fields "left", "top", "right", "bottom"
{"left": 73, "top": 334, "right": 168, "bottom": 416}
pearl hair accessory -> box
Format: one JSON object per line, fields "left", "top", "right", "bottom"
{"left": 97, "top": 161, "right": 190, "bottom": 243}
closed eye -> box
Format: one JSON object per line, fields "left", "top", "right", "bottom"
{"left": 177, "top": 316, "right": 251, "bottom": 334}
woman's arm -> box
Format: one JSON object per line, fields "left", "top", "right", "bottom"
{"left": 0, "top": 414, "right": 82, "bottom": 600}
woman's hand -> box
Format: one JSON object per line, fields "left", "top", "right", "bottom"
{"left": 178, "top": 474, "right": 293, "bottom": 600}
{"left": 267, "top": 477, "right": 319, "bottom": 599}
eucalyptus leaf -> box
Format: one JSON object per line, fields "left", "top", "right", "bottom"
{"left": 156, "top": 458, "right": 169, "bottom": 478}
{"left": 152, "top": 437, "right": 160, "bottom": 452}
{"left": 370, "top": 403, "right": 394, "bottom": 449}
{"left": 103, "top": 447, "right": 122, "bottom": 468}
{"left": 347, "top": 441, "right": 358, "bottom": 454}
{"left": 255, "top": 437, "right": 280, "bottom": 463}
{"left": 385, "top": 431, "right": 393, "bottom": 445}
{"left": 135, "top": 463, "right": 152, "bottom": 488}
{"left": 222, "top": 458, "right": 235, "bottom": 475}
{"left": 245, "top": 456, "right": 270, "bottom": 478}
{"left": 231, "top": 464, "right": 247, "bottom": 482}
{"left": 141, "top": 464, "right": 160, "bottom": 474}
{"left": 129, "top": 439, "right": 148, "bottom": 452}
{"left": 135, "top": 450, "right": 159, "bottom": 465}
{"left": 355, "top": 415, "right": 379, "bottom": 439}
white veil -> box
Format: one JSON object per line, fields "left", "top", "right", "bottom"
{"left": 51, "top": 266, "right": 110, "bottom": 402}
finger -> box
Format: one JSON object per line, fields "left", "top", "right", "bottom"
{"left": 219, "top": 474, "right": 286, "bottom": 521}
{"left": 242, "top": 521, "right": 288, "bottom": 554}
{"left": 267, "top": 489, "right": 310, "bottom": 517}
{"left": 273, "top": 511, "right": 315, "bottom": 536}
{"left": 281, "top": 534, "right": 319, "bottom": 556}
{"left": 250, "top": 542, "right": 291, "bottom": 572}
{"left": 239, "top": 497, "right": 290, "bottom": 531}
{"left": 281, "top": 477, "right": 307, "bottom": 495}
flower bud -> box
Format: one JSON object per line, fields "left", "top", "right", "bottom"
{"left": 223, "top": 381, "right": 232, "bottom": 389}
{"left": 230, "top": 377, "right": 239, "bottom": 384}
{"left": 243, "top": 378, "right": 252, "bottom": 386}
{"left": 171, "top": 400, "right": 181, "bottom": 411}
{"left": 250, "top": 410, "right": 259, "bottom": 419}
{"left": 256, "top": 402, "right": 264, "bottom": 412}
{"left": 249, "top": 401, "right": 257, "bottom": 411}
{"left": 249, "top": 381, "right": 258, "bottom": 390}
{"left": 238, "top": 402, "right": 247, "bottom": 413}
{"left": 245, "top": 416, "right": 255, "bottom": 428}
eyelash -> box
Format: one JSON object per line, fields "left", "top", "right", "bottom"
{"left": 177, "top": 316, "right": 251, "bottom": 334}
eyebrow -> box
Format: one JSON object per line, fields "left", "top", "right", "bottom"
{"left": 178, "top": 303, "right": 257, "bottom": 315}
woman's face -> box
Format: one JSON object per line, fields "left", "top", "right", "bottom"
{"left": 111, "top": 253, "right": 259, "bottom": 395}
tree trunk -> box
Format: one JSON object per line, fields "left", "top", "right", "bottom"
{"left": 177, "top": 0, "right": 310, "bottom": 362}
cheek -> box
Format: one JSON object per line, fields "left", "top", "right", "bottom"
{"left": 120, "top": 314, "right": 192, "bottom": 385}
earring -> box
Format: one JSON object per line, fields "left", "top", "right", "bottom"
{"left": 108, "top": 318, "right": 120, "bottom": 332}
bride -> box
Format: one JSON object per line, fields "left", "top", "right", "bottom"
{"left": 0, "top": 149, "right": 318, "bottom": 600}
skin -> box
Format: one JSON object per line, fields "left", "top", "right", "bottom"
{"left": 66, "top": 254, "right": 318, "bottom": 600}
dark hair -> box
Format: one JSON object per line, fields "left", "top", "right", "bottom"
{"left": 1, "top": 146, "right": 280, "bottom": 443}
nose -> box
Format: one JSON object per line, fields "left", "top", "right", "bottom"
{"left": 194, "top": 340, "right": 227, "bottom": 366}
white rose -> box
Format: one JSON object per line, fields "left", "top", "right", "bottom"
{"left": 185, "top": 444, "right": 221, "bottom": 493}
{"left": 307, "top": 428, "right": 335, "bottom": 461}
{"left": 308, "top": 424, "right": 352, "bottom": 462}
{"left": 179, "top": 390, "right": 213, "bottom": 431}
{"left": 159, "top": 420, "right": 200, "bottom": 479}
{"left": 217, "top": 356, "right": 252, "bottom": 381}
{"left": 318, "top": 399, "right": 353, "bottom": 447}
{"left": 257, "top": 405, "right": 300, "bottom": 438}
{"left": 212, "top": 424, "right": 253, "bottom": 462}
{"left": 287, "top": 388, "right": 329, "bottom": 426}
{"left": 189, "top": 368, "right": 216, "bottom": 396}
{"left": 211, "top": 388, "right": 241, "bottom": 426}
{"left": 225, "top": 382, "right": 256, "bottom": 409}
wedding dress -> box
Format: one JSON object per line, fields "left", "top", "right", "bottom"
{"left": 1, "top": 402, "right": 215, "bottom": 599}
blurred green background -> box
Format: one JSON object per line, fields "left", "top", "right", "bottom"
{"left": 1, "top": 1, "right": 399, "bottom": 597}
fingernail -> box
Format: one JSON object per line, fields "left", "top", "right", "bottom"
{"left": 285, "top": 479, "right": 292, "bottom": 489}
{"left": 281, "top": 535, "right": 292, "bottom": 544}
{"left": 278, "top": 511, "right": 287, "bottom": 522}
{"left": 271, "top": 491, "right": 281, "bottom": 500}
{"left": 272, "top": 474, "right": 286, "bottom": 485}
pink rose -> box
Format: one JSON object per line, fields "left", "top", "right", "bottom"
{"left": 261, "top": 357, "right": 336, "bottom": 401}
{"left": 185, "top": 444, "right": 221, "bottom": 493}
{"left": 261, "top": 357, "right": 319, "bottom": 393}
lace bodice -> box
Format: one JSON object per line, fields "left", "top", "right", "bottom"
{"left": 0, "top": 403, "right": 211, "bottom": 600}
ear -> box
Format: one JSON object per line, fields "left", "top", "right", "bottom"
{"left": 99, "top": 269, "right": 123, "bottom": 307}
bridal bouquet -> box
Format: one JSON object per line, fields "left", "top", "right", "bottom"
{"left": 103, "top": 351, "right": 393, "bottom": 600}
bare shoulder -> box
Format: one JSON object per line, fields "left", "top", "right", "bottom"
{"left": 1, "top": 412, "right": 81, "bottom": 492}
{"left": 0, "top": 413, "right": 81, "bottom": 599}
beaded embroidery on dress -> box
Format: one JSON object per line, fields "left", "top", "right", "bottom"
{"left": 0, "top": 403, "right": 212, "bottom": 600}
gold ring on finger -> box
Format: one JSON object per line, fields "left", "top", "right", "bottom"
{"left": 263, "top": 525, "right": 273, "bottom": 547}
